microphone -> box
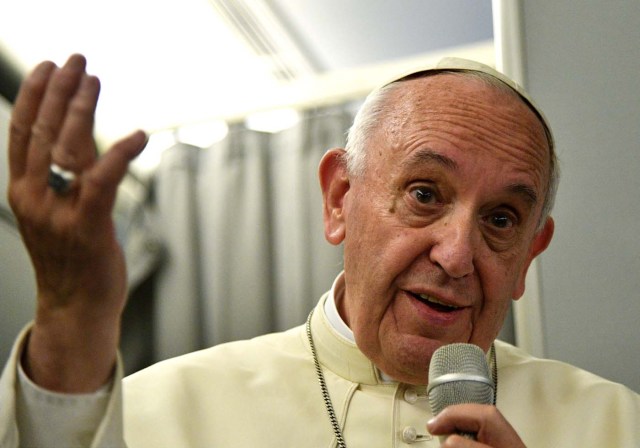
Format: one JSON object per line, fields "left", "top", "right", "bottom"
{"left": 427, "top": 343, "right": 495, "bottom": 440}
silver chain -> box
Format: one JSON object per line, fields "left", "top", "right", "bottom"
{"left": 490, "top": 343, "right": 498, "bottom": 406}
{"left": 306, "top": 309, "right": 498, "bottom": 446}
{"left": 306, "top": 309, "right": 347, "bottom": 448}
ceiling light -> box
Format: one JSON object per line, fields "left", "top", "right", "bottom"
{"left": 176, "top": 120, "right": 229, "bottom": 147}
{"left": 245, "top": 108, "right": 300, "bottom": 133}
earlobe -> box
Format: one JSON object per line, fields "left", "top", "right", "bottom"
{"left": 318, "top": 148, "right": 350, "bottom": 245}
{"left": 513, "top": 217, "right": 555, "bottom": 299}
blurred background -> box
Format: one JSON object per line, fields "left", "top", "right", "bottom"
{"left": 1, "top": 1, "right": 638, "bottom": 393}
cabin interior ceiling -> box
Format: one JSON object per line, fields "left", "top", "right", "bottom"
{"left": 0, "top": 0, "right": 493, "bottom": 139}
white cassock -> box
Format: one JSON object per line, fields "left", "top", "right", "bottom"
{"left": 1, "top": 287, "right": 639, "bottom": 447}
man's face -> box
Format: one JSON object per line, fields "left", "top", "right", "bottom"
{"left": 320, "top": 74, "right": 554, "bottom": 385}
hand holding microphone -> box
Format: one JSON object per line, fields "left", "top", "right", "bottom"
{"left": 426, "top": 343, "right": 525, "bottom": 447}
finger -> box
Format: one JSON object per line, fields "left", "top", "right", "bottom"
{"left": 428, "top": 406, "right": 483, "bottom": 437}
{"left": 26, "top": 54, "right": 87, "bottom": 184}
{"left": 428, "top": 404, "right": 524, "bottom": 447}
{"left": 79, "top": 130, "right": 147, "bottom": 219}
{"left": 52, "top": 74, "right": 100, "bottom": 170}
{"left": 8, "top": 60, "right": 57, "bottom": 180}
{"left": 441, "top": 434, "right": 489, "bottom": 448}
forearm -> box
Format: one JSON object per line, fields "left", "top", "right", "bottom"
{"left": 25, "top": 305, "right": 120, "bottom": 393}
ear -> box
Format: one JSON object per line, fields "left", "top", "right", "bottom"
{"left": 513, "top": 217, "right": 555, "bottom": 299}
{"left": 318, "top": 148, "right": 350, "bottom": 245}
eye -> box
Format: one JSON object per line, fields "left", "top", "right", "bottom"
{"left": 411, "top": 186, "right": 437, "bottom": 204}
{"left": 482, "top": 209, "right": 522, "bottom": 251}
{"left": 489, "top": 213, "right": 513, "bottom": 229}
{"left": 484, "top": 209, "right": 519, "bottom": 231}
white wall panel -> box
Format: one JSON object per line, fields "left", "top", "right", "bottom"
{"left": 510, "top": 1, "right": 640, "bottom": 392}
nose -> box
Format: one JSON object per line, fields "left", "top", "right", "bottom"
{"left": 429, "top": 210, "right": 476, "bottom": 279}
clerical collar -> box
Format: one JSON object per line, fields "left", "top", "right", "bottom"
{"left": 324, "top": 272, "right": 396, "bottom": 383}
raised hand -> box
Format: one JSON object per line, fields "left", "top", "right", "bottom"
{"left": 7, "top": 54, "right": 147, "bottom": 392}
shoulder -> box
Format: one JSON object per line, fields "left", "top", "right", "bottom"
{"left": 120, "top": 325, "right": 330, "bottom": 445}
{"left": 496, "top": 340, "right": 630, "bottom": 385}
{"left": 494, "top": 340, "right": 640, "bottom": 445}
{"left": 124, "top": 324, "right": 310, "bottom": 390}
{"left": 495, "top": 339, "right": 640, "bottom": 409}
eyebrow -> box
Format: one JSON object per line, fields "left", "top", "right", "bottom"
{"left": 401, "top": 148, "right": 540, "bottom": 206}
{"left": 401, "top": 149, "right": 459, "bottom": 171}
{"left": 507, "top": 184, "right": 539, "bottom": 206}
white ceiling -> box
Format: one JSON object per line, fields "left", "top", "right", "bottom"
{"left": 269, "top": 0, "right": 493, "bottom": 71}
{"left": 0, "top": 0, "right": 493, "bottom": 170}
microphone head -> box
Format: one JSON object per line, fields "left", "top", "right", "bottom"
{"left": 427, "top": 343, "right": 494, "bottom": 416}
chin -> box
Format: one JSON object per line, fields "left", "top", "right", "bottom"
{"left": 376, "top": 335, "right": 443, "bottom": 385}
{"left": 383, "top": 361, "right": 430, "bottom": 385}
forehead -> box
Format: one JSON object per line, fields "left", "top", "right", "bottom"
{"left": 372, "top": 74, "right": 550, "bottom": 191}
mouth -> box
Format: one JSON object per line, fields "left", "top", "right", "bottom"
{"left": 410, "top": 292, "right": 462, "bottom": 313}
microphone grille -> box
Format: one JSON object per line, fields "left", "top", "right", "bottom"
{"left": 428, "top": 343, "right": 494, "bottom": 416}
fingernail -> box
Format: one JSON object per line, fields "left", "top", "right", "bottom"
{"left": 133, "top": 130, "right": 149, "bottom": 153}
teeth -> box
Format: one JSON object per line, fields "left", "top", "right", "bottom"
{"left": 418, "top": 294, "right": 459, "bottom": 309}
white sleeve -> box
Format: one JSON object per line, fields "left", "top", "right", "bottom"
{"left": 16, "top": 360, "right": 111, "bottom": 448}
{"left": 0, "top": 324, "right": 127, "bottom": 448}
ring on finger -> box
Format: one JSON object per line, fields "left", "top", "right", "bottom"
{"left": 48, "top": 163, "right": 78, "bottom": 195}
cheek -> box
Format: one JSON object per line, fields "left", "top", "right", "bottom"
{"left": 342, "top": 224, "right": 420, "bottom": 342}
{"left": 343, "top": 191, "right": 417, "bottom": 275}
{"left": 344, "top": 224, "right": 425, "bottom": 299}
{"left": 481, "top": 248, "right": 529, "bottom": 296}
{"left": 470, "top": 258, "right": 523, "bottom": 347}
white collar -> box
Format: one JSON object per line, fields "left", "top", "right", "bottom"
{"left": 323, "top": 272, "right": 355, "bottom": 343}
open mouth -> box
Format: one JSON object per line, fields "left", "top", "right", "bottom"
{"left": 410, "top": 292, "right": 461, "bottom": 313}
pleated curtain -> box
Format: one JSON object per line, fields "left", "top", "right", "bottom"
{"left": 151, "top": 106, "right": 352, "bottom": 361}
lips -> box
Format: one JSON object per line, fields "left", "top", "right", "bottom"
{"left": 410, "top": 292, "right": 462, "bottom": 313}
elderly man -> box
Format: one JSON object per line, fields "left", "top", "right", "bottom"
{"left": 1, "top": 54, "right": 639, "bottom": 447}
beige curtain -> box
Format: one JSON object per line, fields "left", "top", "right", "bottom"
{"left": 151, "top": 107, "right": 351, "bottom": 362}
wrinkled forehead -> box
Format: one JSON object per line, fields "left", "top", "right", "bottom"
{"left": 385, "top": 75, "right": 551, "bottom": 183}
{"left": 377, "top": 57, "right": 554, "bottom": 154}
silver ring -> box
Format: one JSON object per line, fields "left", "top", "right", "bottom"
{"left": 48, "top": 163, "right": 77, "bottom": 194}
